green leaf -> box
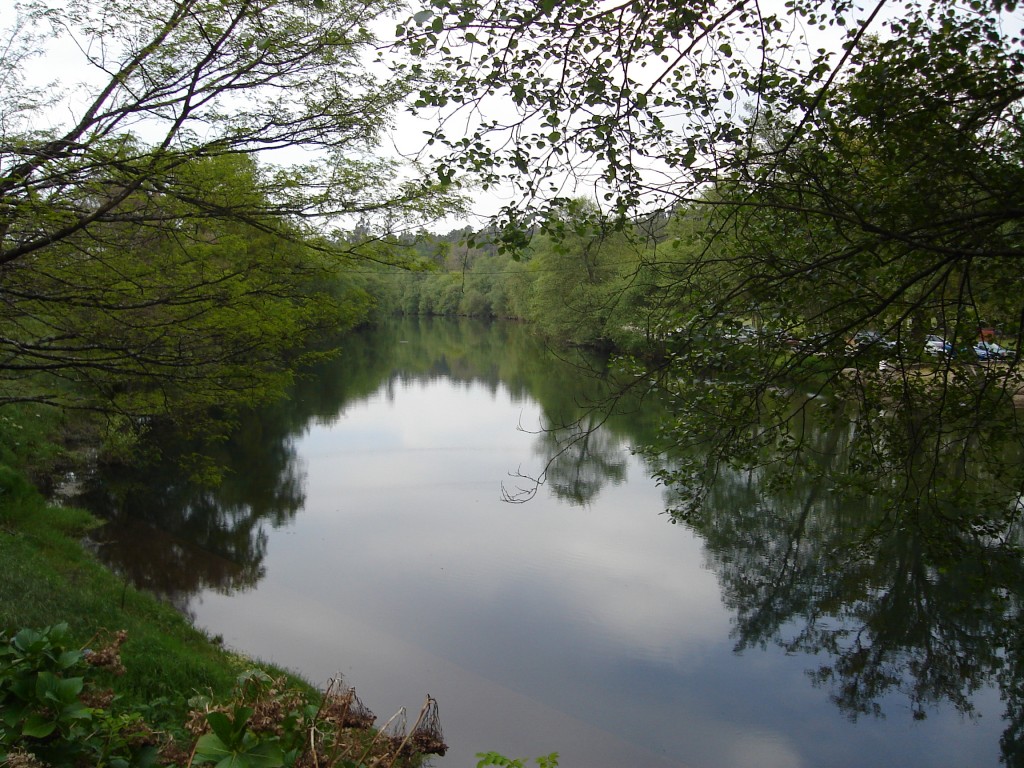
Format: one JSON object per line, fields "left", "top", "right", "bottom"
{"left": 12, "top": 628, "right": 43, "bottom": 653}
{"left": 2, "top": 702, "right": 28, "bottom": 727}
{"left": 194, "top": 733, "right": 232, "bottom": 763}
{"left": 55, "top": 676, "right": 85, "bottom": 704}
{"left": 59, "top": 700, "right": 92, "bottom": 722}
{"left": 22, "top": 712, "right": 57, "bottom": 738}
{"left": 195, "top": 733, "right": 285, "bottom": 768}
{"left": 206, "top": 712, "right": 233, "bottom": 745}
{"left": 238, "top": 740, "right": 285, "bottom": 768}
{"left": 56, "top": 650, "right": 83, "bottom": 670}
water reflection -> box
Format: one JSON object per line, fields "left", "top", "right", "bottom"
{"left": 83, "top": 317, "right": 624, "bottom": 602}
{"left": 78, "top": 317, "right": 1023, "bottom": 766}
{"left": 504, "top": 414, "right": 631, "bottom": 505}
{"left": 80, "top": 412, "right": 312, "bottom": 612}
{"left": 665, "top": 400, "right": 1024, "bottom": 763}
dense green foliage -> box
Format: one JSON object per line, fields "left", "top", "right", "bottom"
{"left": 392, "top": 0, "right": 1024, "bottom": 530}
{"left": 0, "top": 0, "right": 458, "bottom": 451}
{"left": 4, "top": 153, "right": 363, "bottom": 418}
{"left": 380, "top": 206, "right": 659, "bottom": 352}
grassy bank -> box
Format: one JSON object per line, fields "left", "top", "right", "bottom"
{"left": 0, "top": 466, "right": 250, "bottom": 709}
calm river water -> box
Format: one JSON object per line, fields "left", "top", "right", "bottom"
{"left": 83, "top": 317, "right": 1014, "bottom": 768}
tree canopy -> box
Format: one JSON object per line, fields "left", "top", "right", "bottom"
{"left": 398, "top": 0, "right": 1022, "bottom": 224}
{"left": 0, "top": 0, "right": 458, "bottom": 425}
{"left": 396, "top": 0, "right": 1024, "bottom": 521}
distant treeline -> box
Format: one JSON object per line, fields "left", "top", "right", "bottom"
{"left": 371, "top": 201, "right": 682, "bottom": 354}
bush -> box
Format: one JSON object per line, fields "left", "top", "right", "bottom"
{"left": 0, "top": 623, "right": 156, "bottom": 768}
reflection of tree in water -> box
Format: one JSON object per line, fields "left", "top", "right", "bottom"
{"left": 78, "top": 317, "right": 655, "bottom": 613}
{"left": 88, "top": 502, "right": 271, "bottom": 619}
{"left": 79, "top": 317, "right": 620, "bottom": 601}
{"left": 79, "top": 414, "right": 307, "bottom": 612}
{"left": 665, "top": 410, "right": 1024, "bottom": 762}
{"left": 523, "top": 417, "right": 628, "bottom": 506}
{"left": 76, "top": 318, "right": 555, "bottom": 603}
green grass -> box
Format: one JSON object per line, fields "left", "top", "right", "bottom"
{"left": 0, "top": 404, "right": 68, "bottom": 477}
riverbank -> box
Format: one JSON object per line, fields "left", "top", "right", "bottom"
{"left": 0, "top": 465, "right": 442, "bottom": 767}
{"left": 0, "top": 465, "right": 253, "bottom": 694}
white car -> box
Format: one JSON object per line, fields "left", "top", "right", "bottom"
{"left": 924, "top": 335, "right": 953, "bottom": 357}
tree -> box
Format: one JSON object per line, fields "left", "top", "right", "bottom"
{"left": 641, "top": 24, "right": 1024, "bottom": 518}
{"left": 660, "top": 411, "right": 1024, "bottom": 760}
{"left": 0, "top": 0, "right": 457, "bottom": 422}
{"left": 398, "top": 0, "right": 1021, "bottom": 226}
{"left": 2, "top": 152, "right": 350, "bottom": 420}
{"left": 526, "top": 199, "right": 642, "bottom": 347}
{"left": 396, "top": 0, "right": 1024, "bottom": 520}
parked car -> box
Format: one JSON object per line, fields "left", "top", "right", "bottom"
{"left": 973, "top": 340, "right": 1015, "bottom": 361}
{"left": 796, "top": 333, "right": 825, "bottom": 354}
{"left": 728, "top": 325, "right": 759, "bottom": 343}
{"left": 924, "top": 335, "right": 953, "bottom": 357}
{"left": 722, "top": 325, "right": 792, "bottom": 346}
{"left": 847, "top": 331, "right": 898, "bottom": 354}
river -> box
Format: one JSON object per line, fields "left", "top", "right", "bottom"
{"left": 81, "top": 316, "right": 1016, "bottom": 768}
